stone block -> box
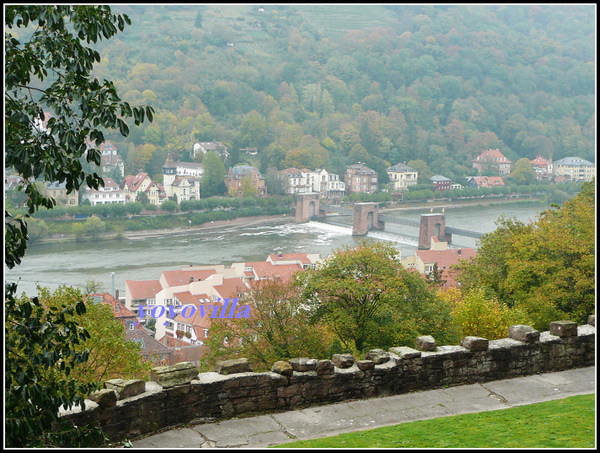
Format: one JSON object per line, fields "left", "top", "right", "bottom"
{"left": 508, "top": 325, "right": 540, "bottom": 343}
{"left": 588, "top": 314, "right": 595, "bottom": 327}
{"left": 316, "top": 360, "right": 335, "bottom": 375}
{"left": 356, "top": 360, "right": 375, "bottom": 371}
{"left": 151, "top": 362, "right": 199, "bottom": 388}
{"left": 289, "top": 357, "right": 318, "bottom": 372}
{"left": 364, "top": 349, "right": 390, "bottom": 364}
{"left": 549, "top": 321, "right": 578, "bottom": 338}
{"left": 88, "top": 388, "right": 117, "bottom": 408}
{"left": 105, "top": 379, "right": 146, "bottom": 400}
{"left": 389, "top": 346, "right": 421, "bottom": 359}
{"left": 461, "top": 336, "right": 489, "bottom": 351}
{"left": 415, "top": 335, "right": 437, "bottom": 351}
{"left": 214, "top": 358, "right": 253, "bottom": 375}
{"left": 271, "top": 361, "right": 293, "bottom": 377}
{"left": 332, "top": 353, "right": 355, "bottom": 368}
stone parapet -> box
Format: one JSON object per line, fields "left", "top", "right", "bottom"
{"left": 61, "top": 321, "right": 595, "bottom": 443}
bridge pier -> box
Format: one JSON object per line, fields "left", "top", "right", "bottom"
{"left": 419, "top": 213, "right": 452, "bottom": 249}
{"left": 353, "top": 203, "right": 385, "bottom": 236}
{"left": 295, "top": 193, "right": 322, "bottom": 222}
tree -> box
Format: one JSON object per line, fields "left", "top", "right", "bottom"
{"left": 452, "top": 182, "right": 595, "bottom": 329}
{"left": 5, "top": 6, "right": 153, "bottom": 447}
{"left": 203, "top": 278, "right": 334, "bottom": 371}
{"left": 201, "top": 151, "right": 227, "bottom": 197}
{"left": 297, "top": 240, "right": 459, "bottom": 352}
{"left": 508, "top": 158, "right": 536, "bottom": 185}
{"left": 5, "top": 5, "right": 153, "bottom": 268}
{"left": 5, "top": 283, "right": 103, "bottom": 447}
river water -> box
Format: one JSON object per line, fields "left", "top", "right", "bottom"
{"left": 5, "top": 201, "right": 549, "bottom": 298}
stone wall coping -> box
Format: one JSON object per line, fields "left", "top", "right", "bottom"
{"left": 59, "top": 320, "right": 594, "bottom": 443}
{"left": 116, "top": 381, "right": 163, "bottom": 405}
{"left": 578, "top": 324, "right": 595, "bottom": 336}
{"left": 488, "top": 338, "right": 528, "bottom": 349}
{"left": 539, "top": 331, "right": 563, "bottom": 343}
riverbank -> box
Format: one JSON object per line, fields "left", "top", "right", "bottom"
{"left": 33, "top": 196, "right": 546, "bottom": 245}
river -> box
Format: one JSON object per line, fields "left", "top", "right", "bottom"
{"left": 5, "top": 201, "right": 549, "bottom": 298}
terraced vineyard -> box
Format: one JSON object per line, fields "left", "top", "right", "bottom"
{"left": 293, "top": 4, "right": 397, "bottom": 39}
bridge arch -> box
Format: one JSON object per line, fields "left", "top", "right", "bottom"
{"left": 295, "top": 193, "right": 321, "bottom": 222}
{"left": 419, "top": 213, "right": 452, "bottom": 249}
{"left": 353, "top": 203, "right": 384, "bottom": 236}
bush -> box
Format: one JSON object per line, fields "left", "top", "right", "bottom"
{"left": 160, "top": 200, "right": 178, "bottom": 213}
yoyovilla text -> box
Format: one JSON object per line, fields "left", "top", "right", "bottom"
{"left": 132, "top": 298, "right": 250, "bottom": 327}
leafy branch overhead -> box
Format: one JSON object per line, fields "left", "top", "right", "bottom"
{"left": 5, "top": 5, "right": 153, "bottom": 268}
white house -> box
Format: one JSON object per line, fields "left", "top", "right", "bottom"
{"left": 82, "top": 177, "right": 126, "bottom": 205}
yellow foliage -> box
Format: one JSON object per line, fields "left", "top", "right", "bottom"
{"left": 448, "top": 288, "right": 532, "bottom": 340}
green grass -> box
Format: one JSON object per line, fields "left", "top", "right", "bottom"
{"left": 272, "top": 394, "right": 596, "bottom": 448}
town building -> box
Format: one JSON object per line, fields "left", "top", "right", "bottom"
{"left": 226, "top": 165, "right": 267, "bottom": 197}
{"left": 429, "top": 175, "right": 452, "bottom": 194}
{"left": 466, "top": 176, "right": 505, "bottom": 189}
{"left": 472, "top": 149, "right": 512, "bottom": 175}
{"left": 191, "top": 142, "right": 230, "bottom": 160}
{"left": 121, "top": 172, "right": 153, "bottom": 203}
{"left": 308, "top": 169, "right": 346, "bottom": 200}
{"left": 279, "top": 168, "right": 312, "bottom": 195}
{"left": 387, "top": 163, "right": 418, "bottom": 192}
{"left": 82, "top": 177, "right": 127, "bottom": 205}
{"left": 553, "top": 157, "right": 595, "bottom": 182}
{"left": 401, "top": 237, "right": 476, "bottom": 288}
{"left": 162, "top": 154, "right": 203, "bottom": 203}
{"left": 345, "top": 163, "right": 379, "bottom": 194}
{"left": 529, "top": 155, "right": 554, "bottom": 181}
{"left": 44, "top": 181, "right": 78, "bottom": 207}
{"left": 124, "top": 253, "right": 321, "bottom": 342}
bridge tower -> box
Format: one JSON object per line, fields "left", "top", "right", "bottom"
{"left": 352, "top": 203, "right": 385, "bottom": 236}
{"left": 419, "top": 213, "right": 452, "bottom": 249}
{"left": 295, "top": 193, "right": 322, "bottom": 222}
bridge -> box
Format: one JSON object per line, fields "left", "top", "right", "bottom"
{"left": 295, "top": 194, "right": 483, "bottom": 249}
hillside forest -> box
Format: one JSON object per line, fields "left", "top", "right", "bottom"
{"left": 23, "top": 4, "right": 596, "bottom": 186}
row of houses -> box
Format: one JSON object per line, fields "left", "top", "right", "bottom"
{"left": 125, "top": 252, "right": 321, "bottom": 346}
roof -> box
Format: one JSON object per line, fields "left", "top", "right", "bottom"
{"left": 530, "top": 156, "right": 552, "bottom": 166}
{"left": 161, "top": 269, "right": 217, "bottom": 287}
{"left": 213, "top": 277, "right": 249, "bottom": 300}
{"left": 230, "top": 165, "right": 264, "bottom": 180}
{"left": 267, "top": 253, "right": 313, "bottom": 265}
{"left": 416, "top": 248, "right": 477, "bottom": 279}
{"left": 469, "top": 176, "right": 505, "bottom": 188}
{"left": 388, "top": 163, "right": 416, "bottom": 173}
{"left": 126, "top": 279, "right": 163, "bottom": 300}
{"left": 473, "top": 149, "right": 512, "bottom": 163}
{"left": 122, "top": 173, "right": 149, "bottom": 192}
{"left": 347, "top": 163, "right": 377, "bottom": 175}
{"left": 101, "top": 154, "right": 124, "bottom": 166}
{"left": 88, "top": 293, "right": 137, "bottom": 321}
{"left": 554, "top": 156, "right": 594, "bottom": 166}
{"left": 429, "top": 175, "right": 451, "bottom": 182}
{"left": 126, "top": 324, "right": 173, "bottom": 357}
{"left": 244, "top": 261, "right": 303, "bottom": 282}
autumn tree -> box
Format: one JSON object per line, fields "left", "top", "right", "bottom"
{"left": 203, "top": 278, "right": 334, "bottom": 371}
{"left": 508, "top": 157, "right": 537, "bottom": 185}
{"left": 5, "top": 5, "right": 152, "bottom": 447}
{"left": 452, "top": 181, "right": 595, "bottom": 329}
{"left": 201, "top": 151, "right": 227, "bottom": 197}
{"left": 297, "top": 240, "right": 460, "bottom": 352}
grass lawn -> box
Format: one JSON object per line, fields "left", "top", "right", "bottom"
{"left": 272, "top": 394, "right": 595, "bottom": 448}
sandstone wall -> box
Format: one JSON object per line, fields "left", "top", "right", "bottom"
{"left": 62, "top": 320, "right": 595, "bottom": 442}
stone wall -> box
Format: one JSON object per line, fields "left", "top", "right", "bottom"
{"left": 62, "top": 320, "right": 595, "bottom": 443}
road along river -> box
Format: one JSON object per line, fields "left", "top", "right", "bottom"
{"left": 5, "top": 201, "right": 549, "bottom": 298}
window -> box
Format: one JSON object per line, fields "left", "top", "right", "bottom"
{"left": 204, "top": 329, "right": 209, "bottom": 338}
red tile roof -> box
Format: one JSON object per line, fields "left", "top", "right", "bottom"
{"left": 416, "top": 248, "right": 477, "bottom": 270}
{"left": 268, "top": 253, "right": 312, "bottom": 265}
{"left": 244, "top": 261, "right": 303, "bottom": 282}
{"left": 88, "top": 292, "right": 137, "bottom": 321}
{"left": 126, "top": 280, "right": 162, "bottom": 300}
{"left": 161, "top": 269, "right": 218, "bottom": 287}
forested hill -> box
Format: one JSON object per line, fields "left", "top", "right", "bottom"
{"left": 90, "top": 4, "right": 594, "bottom": 183}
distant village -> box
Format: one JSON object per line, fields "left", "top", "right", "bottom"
{"left": 5, "top": 135, "right": 596, "bottom": 209}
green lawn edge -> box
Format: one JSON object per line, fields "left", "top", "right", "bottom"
{"left": 271, "top": 394, "right": 596, "bottom": 448}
